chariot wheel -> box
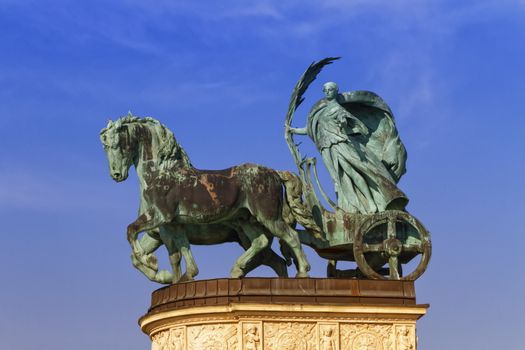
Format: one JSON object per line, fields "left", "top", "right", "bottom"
{"left": 353, "top": 210, "right": 431, "bottom": 280}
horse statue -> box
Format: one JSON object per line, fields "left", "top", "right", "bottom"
{"left": 100, "top": 115, "right": 320, "bottom": 283}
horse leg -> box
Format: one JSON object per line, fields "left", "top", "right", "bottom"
{"left": 230, "top": 222, "right": 269, "bottom": 278}
{"left": 135, "top": 230, "right": 162, "bottom": 269}
{"left": 127, "top": 208, "right": 165, "bottom": 250}
{"left": 262, "top": 220, "right": 311, "bottom": 277}
{"left": 168, "top": 227, "right": 199, "bottom": 282}
{"left": 128, "top": 209, "right": 179, "bottom": 283}
{"left": 279, "top": 239, "right": 296, "bottom": 268}
{"left": 261, "top": 247, "right": 289, "bottom": 277}
{"left": 131, "top": 232, "right": 162, "bottom": 280}
{"left": 159, "top": 225, "right": 196, "bottom": 282}
{"left": 243, "top": 246, "right": 289, "bottom": 277}
{"left": 168, "top": 251, "right": 182, "bottom": 282}
{"left": 234, "top": 225, "right": 286, "bottom": 277}
{"left": 156, "top": 226, "right": 182, "bottom": 283}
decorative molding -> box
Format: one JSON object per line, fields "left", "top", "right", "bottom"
{"left": 148, "top": 321, "right": 419, "bottom": 350}
{"left": 141, "top": 302, "right": 427, "bottom": 335}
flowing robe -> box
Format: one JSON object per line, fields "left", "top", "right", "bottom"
{"left": 307, "top": 92, "right": 408, "bottom": 213}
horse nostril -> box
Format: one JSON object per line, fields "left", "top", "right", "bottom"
{"left": 113, "top": 172, "right": 121, "bottom": 178}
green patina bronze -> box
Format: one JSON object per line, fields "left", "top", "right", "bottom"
{"left": 101, "top": 58, "right": 431, "bottom": 284}
{"left": 289, "top": 83, "right": 407, "bottom": 214}
{"left": 100, "top": 115, "right": 313, "bottom": 283}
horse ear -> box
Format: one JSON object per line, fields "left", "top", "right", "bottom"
{"left": 107, "top": 120, "right": 113, "bottom": 128}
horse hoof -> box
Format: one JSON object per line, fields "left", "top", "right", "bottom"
{"left": 296, "top": 271, "right": 309, "bottom": 278}
{"left": 156, "top": 270, "right": 173, "bottom": 284}
{"left": 179, "top": 273, "right": 194, "bottom": 283}
{"left": 278, "top": 269, "right": 289, "bottom": 278}
{"left": 276, "top": 264, "right": 289, "bottom": 278}
{"left": 230, "top": 267, "right": 244, "bottom": 279}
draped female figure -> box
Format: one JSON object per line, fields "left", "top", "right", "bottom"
{"left": 289, "top": 82, "right": 408, "bottom": 213}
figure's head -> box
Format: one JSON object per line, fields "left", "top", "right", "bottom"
{"left": 322, "top": 82, "right": 339, "bottom": 100}
{"left": 100, "top": 118, "right": 136, "bottom": 182}
{"left": 323, "top": 328, "right": 333, "bottom": 336}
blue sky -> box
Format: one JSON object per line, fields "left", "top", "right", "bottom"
{"left": 1, "top": 1, "right": 524, "bottom": 349}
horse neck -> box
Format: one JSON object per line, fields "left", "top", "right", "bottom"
{"left": 131, "top": 123, "right": 163, "bottom": 192}
{"left": 131, "top": 122, "right": 192, "bottom": 191}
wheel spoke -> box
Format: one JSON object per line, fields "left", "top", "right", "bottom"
{"left": 402, "top": 243, "right": 424, "bottom": 254}
{"left": 387, "top": 218, "right": 396, "bottom": 239}
{"left": 389, "top": 256, "right": 400, "bottom": 279}
{"left": 363, "top": 243, "right": 383, "bottom": 253}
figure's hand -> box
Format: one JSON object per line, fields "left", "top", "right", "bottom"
{"left": 286, "top": 126, "right": 307, "bottom": 135}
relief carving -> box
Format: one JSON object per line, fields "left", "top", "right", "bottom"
{"left": 319, "top": 325, "right": 337, "bottom": 350}
{"left": 188, "top": 324, "right": 238, "bottom": 350}
{"left": 243, "top": 323, "right": 261, "bottom": 350}
{"left": 169, "top": 328, "right": 185, "bottom": 350}
{"left": 151, "top": 327, "right": 185, "bottom": 350}
{"left": 148, "top": 314, "right": 418, "bottom": 350}
{"left": 151, "top": 330, "right": 170, "bottom": 350}
{"left": 264, "top": 322, "right": 316, "bottom": 350}
{"left": 353, "top": 332, "right": 380, "bottom": 350}
{"left": 395, "top": 325, "right": 415, "bottom": 350}
{"left": 341, "top": 324, "right": 394, "bottom": 350}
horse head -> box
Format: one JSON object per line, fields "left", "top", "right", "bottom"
{"left": 100, "top": 115, "right": 193, "bottom": 183}
{"left": 100, "top": 118, "right": 137, "bottom": 182}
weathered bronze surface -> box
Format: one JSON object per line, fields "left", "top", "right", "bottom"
{"left": 100, "top": 116, "right": 315, "bottom": 283}
{"left": 283, "top": 58, "right": 431, "bottom": 280}
{"left": 100, "top": 58, "right": 431, "bottom": 283}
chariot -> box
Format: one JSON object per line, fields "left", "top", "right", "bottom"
{"left": 284, "top": 58, "right": 432, "bottom": 280}
{"left": 290, "top": 170, "right": 431, "bottom": 280}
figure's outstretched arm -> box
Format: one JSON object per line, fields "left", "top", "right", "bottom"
{"left": 288, "top": 126, "right": 307, "bottom": 135}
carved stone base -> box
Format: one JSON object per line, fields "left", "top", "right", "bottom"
{"left": 140, "top": 278, "right": 427, "bottom": 350}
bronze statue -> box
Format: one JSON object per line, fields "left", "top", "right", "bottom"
{"left": 101, "top": 58, "right": 431, "bottom": 283}
{"left": 289, "top": 81, "right": 407, "bottom": 213}
{"left": 100, "top": 116, "right": 318, "bottom": 283}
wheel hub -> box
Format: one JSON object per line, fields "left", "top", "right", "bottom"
{"left": 384, "top": 237, "right": 402, "bottom": 257}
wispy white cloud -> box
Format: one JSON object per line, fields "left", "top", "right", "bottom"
{"left": 6, "top": 0, "right": 524, "bottom": 54}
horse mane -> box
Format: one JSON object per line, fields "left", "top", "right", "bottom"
{"left": 102, "top": 114, "right": 192, "bottom": 168}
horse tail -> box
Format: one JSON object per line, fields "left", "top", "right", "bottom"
{"left": 277, "top": 170, "right": 324, "bottom": 240}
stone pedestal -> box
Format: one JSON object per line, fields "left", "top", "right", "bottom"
{"left": 140, "top": 278, "right": 427, "bottom": 350}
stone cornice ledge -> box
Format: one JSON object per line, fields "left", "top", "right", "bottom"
{"left": 140, "top": 302, "right": 428, "bottom": 335}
